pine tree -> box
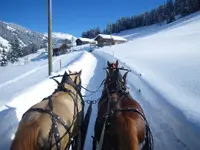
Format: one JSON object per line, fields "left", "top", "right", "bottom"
{"left": 180, "top": 0, "right": 189, "bottom": 16}
{"left": 193, "top": 0, "right": 200, "bottom": 11}
{"left": 186, "top": 0, "right": 200, "bottom": 14}
{"left": 174, "top": 0, "right": 182, "bottom": 15}
{"left": 166, "top": 0, "right": 175, "bottom": 23}
{"left": 0, "top": 49, "right": 8, "bottom": 66}
{"left": 82, "top": 0, "right": 200, "bottom": 36}
{"left": 82, "top": 32, "right": 87, "bottom": 38}
{"left": 157, "top": 5, "right": 166, "bottom": 24}
{"left": 7, "top": 39, "right": 21, "bottom": 63}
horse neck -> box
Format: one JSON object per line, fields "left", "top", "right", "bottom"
{"left": 64, "top": 83, "right": 77, "bottom": 93}
{"left": 106, "top": 96, "right": 119, "bottom": 116}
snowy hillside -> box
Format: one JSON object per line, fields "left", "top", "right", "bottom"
{"left": 115, "top": 11, "right": 200, "bottom": 41}
{"left": 0, "top": 36, "right": 10, "bottom": 51}
{"left": 44, "top": 32, "right": 77, "bottom": 48}
{"left": 96, "top": 11, "right": 200, "bottom": 149}
{"left": 0, "top": 12, "right": 200, "bottom": 150}
{"left": 0, "top": 21, "right": 47, "bottom": 51}
{"left": 44, "top": 32, "right": 76, "bottom": 40}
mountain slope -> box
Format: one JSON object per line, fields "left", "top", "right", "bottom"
{"left": 44, "top": 32, "right": 77, "bottom": 48}
{"left": 0, "top": 21, "right": 47, "bottom": 51}
{"left": 0, "top": 21, "right": 77, "bottom": 52}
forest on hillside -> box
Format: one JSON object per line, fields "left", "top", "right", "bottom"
{"left": 82, "top": 0, "right": 200, "bottom": 38}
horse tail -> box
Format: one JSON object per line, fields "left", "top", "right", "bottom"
{"left": 10, "top": 121, "right": 40, "bottom": 150}
{"left": 141, "top": 121, "right": 154, "bottom": 150}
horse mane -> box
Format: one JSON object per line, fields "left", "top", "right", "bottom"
{"left": 10, "top": 121, "right": 40, "bottom": 150}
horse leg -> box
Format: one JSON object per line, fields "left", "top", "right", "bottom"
{"left": 76, "top": 130, "right": 82, "bottom": 150}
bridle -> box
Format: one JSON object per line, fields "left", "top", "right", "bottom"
{"left": 22, "top": 72, "right": 84, "bottom": 150}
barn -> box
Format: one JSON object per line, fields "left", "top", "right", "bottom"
{"left": 94, "top": 34, "right": 127, "bottom": 47}
{"left": 76, "top": 38, "right": 96, "bottom": 46}
{"left": 53, "top": 43, "right": 70, "bottom": 56}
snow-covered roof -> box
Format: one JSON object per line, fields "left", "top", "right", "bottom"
{"left": 95, "top": 34, "right": 127, "bottom": 41}
{"left": 77, "top": 38, "right": 95, "bottom": 42}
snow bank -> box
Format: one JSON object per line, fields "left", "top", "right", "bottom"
{"left": 0, "top": 51, "right": 97, "bottom": 150}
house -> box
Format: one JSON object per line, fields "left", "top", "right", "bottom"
{"left": 53, "top": 43, "right": 70, "bottom": 56}
{"left": 76, "top": 38, "right": 97, "bottom": 46}
{"left": 94, "top": 34, "right": 127, "bottom": 47}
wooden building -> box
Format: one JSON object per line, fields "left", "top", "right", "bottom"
{"left": 76, "top": 38, "right": 97, "bottom": 46}
{"left": 94, "top": 34, "right": 127, "bottom": 47}
{"left": 53, "top": 43, "right": 70, "bottom": 56}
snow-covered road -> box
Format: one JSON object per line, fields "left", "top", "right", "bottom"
{"left": 0, "top": 51, "right": 200, "bottom": 150}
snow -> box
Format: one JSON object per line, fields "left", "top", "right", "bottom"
{"left": 44, "top": 32, "right": 77, "bottom": 40}
{"left": 71, "top": 44, "right": 91, "bottom": 51}
{"left": 1, "top": 11, "right": 200, "bottom": 150}
{"left": 0, "top": 50, "right": 84, "bottom": 106}
{"left": 95, "top": 34, "right": 127, "bottom": 41}
{"left": 17, "top": 38, "right": 26, "bottom": 47}
{"left": 77, "top": 38, "right": 95, "bottom": 42}
{"left": 0, "top": 36, "right": 9, "bottom": 50}
{"left": 7, "top": 51, "right": 96, "bottom": 120}
{"left": 25, "top": 30, "right": 31, "bottom": 34}
{"left": 0, "top": 51, "right": 96, "bottom": 149}
{"left": 94, "top": 11, "right": 200, "bottom": 150}
{"left": 98, "top": 13, "right": 200, "bottom": 124}
{"left": 6, "top": 26, "right": 16, "bottom": 32}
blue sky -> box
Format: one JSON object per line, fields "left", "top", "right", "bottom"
{"left": 0, "top": 0, "right": 166, "bottom": 37}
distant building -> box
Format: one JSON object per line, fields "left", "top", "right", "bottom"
{"left": 76, "top": 38, "right": 97, "bottom": 46}
{"left": 94, "top": 34, "right": 127, "bottom": 47}
{"left": 53, "top": 43, "right": 70, "bottom": 56}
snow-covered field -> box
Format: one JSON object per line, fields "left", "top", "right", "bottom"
{"left": 1, "top": 12, "right": 200, "bottom": 150}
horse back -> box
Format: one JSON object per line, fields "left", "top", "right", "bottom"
{"left": 94, "top": 94, "right": 146, "bottom": 150}
{"left": 12, "top": 91, "right": 82, "bottom": 150}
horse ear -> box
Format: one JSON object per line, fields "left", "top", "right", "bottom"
{"left": 106, "top": 69, "right": 109, "bottom": 77}
{"left": 68, "top": 70, "right": 72, "bottom": 74}
{"left": 61, "top": 71, "right": 68, "bottom": 83}
{"left": 79, "top": 70, "right": 82, "bottom": 75}
{"left": 64, "top": 71, "right": 68, "bottom": 76}
{"left": 116, "top": 60, "right": 119, "bottom": 68}
{"left": 107, "top": 61, "right": 110, "bottom": 67}
{"left": 123, "top": 72, "right": 129, "bottom": 83}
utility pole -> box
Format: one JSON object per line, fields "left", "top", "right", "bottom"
{"left": 48, "top": 0, "right": 53, "bottom": 75}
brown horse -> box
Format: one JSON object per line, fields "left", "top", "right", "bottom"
{"left": 93, "top": 60, "right": 153, "bottom": 150}
{"left": 10, "top": 70, "right": 84, "bottom": 150}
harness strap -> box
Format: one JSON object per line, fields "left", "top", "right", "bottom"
{"left": 97, "top": 117, "right": 107, "bottom": 150}
{"left": 21, "top": 73, "right": 84, "bottom": 150}
{"left": 23, "top": 107, "right": 71, "bottom": 150}
{"left": 114, "top": 107, "right": 151, "bottom": 142}
{"left": 114, "top": 108, "right": 145, "bottom": 120}
{"left": 52, "top": 118, "right": 61, "bottom": 150}
{"left": 23, "top": 108, "right": 70, "bottom": 131}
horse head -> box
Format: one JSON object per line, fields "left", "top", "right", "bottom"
{"left": 107, "top": 60, "right": 118, "bottom": 71}
{"left": 104, "top": 60, "right": 128, "bottom": 94}
{"left": 61, "top": 70, "right": 82, "bottom": 92}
